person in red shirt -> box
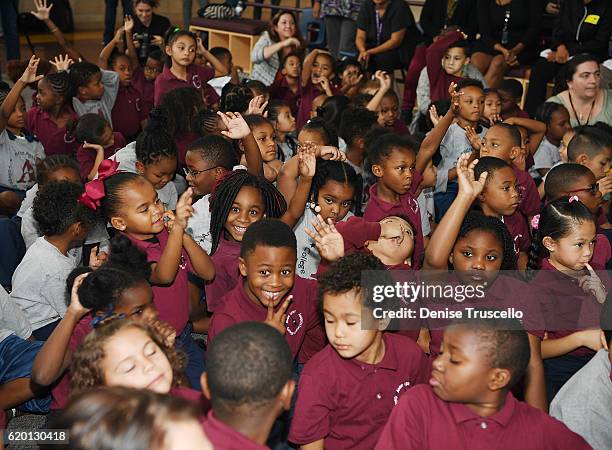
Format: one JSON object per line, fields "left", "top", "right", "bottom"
{"left": 375, "top": 318, "right": 591, "bottom": 450}
{"left": 202, "top": 321, "right": 295, "bottom": 450}
{"left": 154, "top": 28, "right": 225, "bottom": 108}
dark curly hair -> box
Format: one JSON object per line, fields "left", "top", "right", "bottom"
{"left": 70, "top": 319, "right": 187, "bottom": 395}
{"left": 35, "top": 155, "right": 80, "bottom": 186}
{"left": 220, "top": 83, "right": 253, "bottom": 114}
{"left": 69, "top": 61, "right": 101, "bottom": 91}
{"left": 158, "top": 87, "right": 203, "bottom": 139}
{"left": 135, "top": 107, "right": 178, "bottom": 166}
{"left": 33, "top": 181, "right": 98, "bottom": 237}
{"left": 301, "top": 117, "right": 339, "bottom": 147}
{"left": 338, "top": 106, "right": 378, "bottom": 148}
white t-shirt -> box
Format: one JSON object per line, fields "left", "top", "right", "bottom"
{"left": 530, "top": 136, "right": 561, "bottom": 178}
{"left": 10, "top": 237, "right": 81, "bottom": 330}
{"left": 0, "top": 285, "right": 32, "bottom": 344}
{"left": 0, "top": 129, "right": 44, "bottom": 191}
{"left": 187, "top": 194, "right": 212, "bottom": 253}
{"left": 417, "top": 187, "right": 434, "bottom": 237}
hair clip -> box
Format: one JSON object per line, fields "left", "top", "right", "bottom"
{"left": 308, "top": 202, "right": 321, "bottom": 213}
{"left": 531, "top": 214, "right": 540, "bottom": 230}
{"left": 569, "top": 195, "right": 580, "bottom": 203}
{"left": 91, "top": 305, "right": 125, "bottom": 328}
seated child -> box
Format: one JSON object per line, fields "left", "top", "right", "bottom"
{"left": 0, "top": 57, "right": 45, "bottom": 216}
{"left": 498, "top": 78, "right": 529, "bottom": 120}
{"left": 111, "top": 108, "right": 178, "bottom": 209}
{"left": 207, "top": 219, "right": 323, "bottom": 361}
{"left": 202, "top": 322, "right": 294, "bottom": 449}
{"left": 538, "top": 127, "right": 575, "bottom": 199}
{"left": 50, "top": 387, "right": 212, "bottom": 450}
{"left": 270, "top": 52, "right": 302, "bottom": 118}
{"left": 74, "top": 113, "right": 126, "bottom": 181}
{"left": 375, "top": 318, "right": 591, "bottom": 449}
{"left": 481, "top": 88, "right": 502, "bottom": 128}
{"left": 132, "top": 48, "right": 163, "bottom": 118}
{"left": 530, "top": 103, "right": 572, "bottom": 179}
{"left": 10, "top": 181, "right": 98, "bottom": 340}
{"left": 206, "top": 46, "right": 242, "bottom": 96}
{"left": 297, "top": 49, "right": 338, "bottom": 129}
{"left": 551, "top": 294, "right": 612, "bottom": 449}
{"left": 289, "top": 253, "right": 430, "bottom": 449}
{"left": 474, "top": 157, "right": 530, "bottom": 270}
{"left": 69, "top": 60, "right": 120, "bottom": 125}
{"left": 337, "top": 58, "right": 364, "bottom": 98}
{"left": 268, "top": 99, "right": 298, "bottom": 161}
{"left": 245, "top": 80, "right": 270, "bottom": 104}
{"left": 338, "top": 106, "right": 379, "bottom": 181}
{"left": 567, "top": 125, "right": 612, "bottom": 194}
{"left": 243, "top": 114, "right": 283, "bottom": 182}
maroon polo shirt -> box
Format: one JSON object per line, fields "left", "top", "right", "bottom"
{"left": 26, "top": 106, "right": 79, "bottom": 156}
{"left": 111, "top": 84, "right": 147, "bottom": 141}
{"left": 296, "top": 80, "right": 341, "bottom": 130}
{"left": 203, "top": 411, "right": 268, "bottom": 450}
{"left": 591, "top": 233, "right": 611, "bottom": 270}
{"left": 205, "top": 237, "right": 241, "bottom": 313}
{"left": 363, "top": 171, "right": 424, "bottom": 269}
{"left": 375, "top": 385, "right": 591, "bottom": 450}
{"left": 513, "top": 167, "right": 540, "bottom": 217}
{"left": 270, "top": 76, "right": 302, "bottom": 118}
{"left": 501, "top": 211, "right": 530, "bottom": 255}
{"left": 126, "top": 229, "right": 192, "bottom": 334}
{"left": 76, "top": 132, "right": 126, "bottom": 181}
{"left": 289, "top": 332, "right": 430, "bottom": 450}
{"left": 154, "top": 64, "right": 218, "bottom": 107}
{"left": 175, "top": 131, "right": 201, "bottom": 169}
{"left": 208, "top": 276, "right": 321, "bottom": 360}
{"left": 131, "top": 66, "right": 154, "bottom": 118}
{"left": 171, "top": 386, "right": 211, "bottom": 414}
{"left": 391, "top": 119, "right": 410, "bottom": 136}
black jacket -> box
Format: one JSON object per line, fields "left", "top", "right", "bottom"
{"left": 419, "top": 0, "right": 479, "bottom": 43}
{"left": 551, "top": 0, "right": 612, "bottom": 60}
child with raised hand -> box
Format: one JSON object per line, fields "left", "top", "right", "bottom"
{"left": 132, "top": 48, "right": 163, "bottom": 118}
{"left": 528, "top": 197, "right": 609, "bottom": 402}
{"left": 267, "top": 99, "right": 298, "bottom": 161}
{"left": 365, "top": 71, "right": 408, "bottom": 136}
{"left": 297, "top": 49, "right": 338, "bottom": 129}
{"left": 27, "top": 59, "right": 79, "bottom": 157}
{"left": 0, "top": 56, "right": 45, "bottom": 216}
{"left": 208, "top": 219, "right": 323, "bottom": 361}
{"left": 30, "top": 0, "right": 82, "bottom": 63}
{"left": 530, "top": 103, "right": 572, "bottom": 179}
{"left": 481, "top": 88, "right": 502, "bottom": 128}
{"left": 204, "top": 147, "right": 315, "bottom": 311}
{"left": 69, "top": 59, "right": 120, "bottom": 126}
{"left": 243, "top": 114, "right": 284, "bottom": 182}
{"left": 111, "top": 107, "right": 178, "bottom": 210}
{"left": 202, "top": 322, "right": 295, "bottom": 449}
{"left": 99, "top": 171, "right": 214, "bottom": 389}
{"left": 375, "top": 318, "right": 590, "bottom": 450}
{"left": 10, "top": 181, "right": 99, "bottom": 340}
{"left": 474, "top": 157, "right": 531, "bottom": 270}
{"left": 434, "top": 78, "right": 486, "bottom": 221}
{"left": 74, "top": 113, "right": 126, "bottom": 181}
{"left": 99, "top": 15, "right": 148, "bottom": 142}
{"left": 50, "top": 387, "right": 213, "bottom": 450}
{"left": 337, "top": 58, "right": 364, "bottom": 98}
{"left": 289, "top": 253, "right": 430, "bottom": 450}
{"left": 270, "top": 52, "right": 302, "bottom": 118}
{"left": 424, "top": 153, "right": 546, "bottom": 410}
{"left": 154, "top": 29, "right": 226, "bottom": 107}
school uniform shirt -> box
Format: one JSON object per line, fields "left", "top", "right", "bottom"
{"left": 530, "top": 136, "right": 561, "bottom": 179}
{"left": 289, "top": 333, "right": 430, "bottom": 450}
{"left": 205, "top": 237, "right": 241, "bottom": 313}
{"left": 26, "top": 106, "right": 79, "bottom": 156}
{"left": 203, "top": 411, "right": 268, "bottom": 450}
{"left": 363, "top": 171, "right": 424, "bottom": 269}
{"left": 208, "top": 277, "right": 321, "bottom": 360}
{"left": 175, "top": 131, "right": 201, "bottom": 169}
{"left": 126, "top": 229, "right": 192, "bottom": 334}
{"left": 131, "top": 67, "right": 155, "bottom": 118}
{"left": 375, "top": 385, "right": 591, "bottom": 450}
{"left": 551, "top": 348, "right": 612, "bottom": 450}
{"left": 154, "top": 64, "right": 218, "bottom": 107}
{"left": 501, "top": 211, "right": 531, "bottom": 255}
{"left": 71, "top": 69, "right": 120, "bottom": 127}
{"left": 76, "top": 132, "right": 127, "bottom": 181}
{"left": 110, "top": 143, "right": 178, "bottom": 210}
{"left": 296, "top": 80, "right": 341, "bottom": 130}
{"left": 270, "top": 77, "right": 302, "bottom": 118}
{"left": 111, "top": 84, "right": 147, "bottom": 142}
{"left": 0, "top": 129, "right": 44, "bottom": 191}
{"left": 513, "top": 166, "right": 541, "bottom": 217}
{"left": 10, "top": 237, "right": 80, "bottom": 331}
{"left": 171, "top": 386, "right": 211, "bottom": 414}
{"left": 435, "top": 123, "right": 487, "bottom": 194}
{"left": 591, "top": 233, "right": 612, "bottom": 270}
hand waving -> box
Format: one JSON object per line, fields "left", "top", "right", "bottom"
{"left": 19, "top": 55, "right": 43, "bottom": 84}
{"left": 305, "top": 214, "right": 345, "bottom": 263}
{"left": 31, "top": 0, "right": 53, "bottom": 21}
{"left": 50, "top": 54, "right": 73, "bottom": 72}
{"left": 217, "top": 111, "right": 251, "bottom": 140}
{"left": 298, "top": 145, "right": 316, "bottom": 180}
{"left": 456, "top": 153, "right": 487, "bottom": 200}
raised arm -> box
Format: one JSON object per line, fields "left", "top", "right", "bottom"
{"left": 366, "top": 71, "right": 392, "bottom": 112}
{"left": 1, "top": 56, "right": 42, "bottom": 132}
{"left": 197, "top": 36, "right": 227, "bottom": 76}
{"left": 504, "top": 116, "right": 546, "bottom": 156}
{"left": 99, "top": 26, "right": 125, "bottom": 69}
{"left": 30, "top": 0, "right": 82, "bottom": 61}
{"left": 123, "top": 15, "right": 139, "bottom": 70}
{"left": 280, "top": 147, "right": 315, "bottom": 228}
{"left": 218, "top": 111, "right": 264, "bottom": 177}
{"left": 301, "top": 49, "right": 321, "bottom": 87}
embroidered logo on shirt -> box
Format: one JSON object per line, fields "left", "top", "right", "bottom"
{"left": 192, "top": 74, "right": 202, "bottom": 89}
{"left": 393, "top": 380, "right": 412, "bottom": 405}
{"left": 285, "top": 309, "right": 304, "bottom": 335}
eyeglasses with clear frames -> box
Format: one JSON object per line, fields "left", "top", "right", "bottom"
{"left": 183, "top": 166, "right": 219, "bottom": 178}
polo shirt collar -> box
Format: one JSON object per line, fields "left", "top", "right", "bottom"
{"left": 368, "top": 184, "right": 396, "bottom": 214}
{"left": 348, "top": 333, "right": 399, "bottom": 378}
{"left": 205, "top": 411, "right": 268, "bottom": 450}
{"left": 449, "top": 391, "right": 517, "bottom": 428}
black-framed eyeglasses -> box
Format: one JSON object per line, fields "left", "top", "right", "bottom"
{"left": 568, "top": 183, "right": 599, "bottom": 195}
{"left": 183, "top": 166, "right": 218, "bottom": 178}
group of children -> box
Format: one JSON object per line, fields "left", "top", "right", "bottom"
{"left": 1, "top": 7, "right": 612, "bottom": 450}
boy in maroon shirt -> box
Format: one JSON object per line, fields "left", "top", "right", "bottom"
{"left": 375, "top": 318, "right": 591, "bottom": 450}
{"left": 202, "top": 321, "right": 295, "bottom": 450}
{"left": 208, "top": 219, "right": 324, "bottom": 361}
{"left": 289, "top": 253, "right": 430, "bottom": 450}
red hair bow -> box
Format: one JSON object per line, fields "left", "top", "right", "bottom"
{"left": 78, "top": 159, "right": 120, "bottom": 211}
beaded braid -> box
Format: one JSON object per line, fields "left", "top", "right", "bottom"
{"left": 208, "top": 170, "right": 287, "bottom": 254}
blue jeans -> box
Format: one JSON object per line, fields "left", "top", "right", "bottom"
{"left": 104, "top": 0, "right": 133, "bottom": 44}
{"left": 176, "top": 322, "right": 205, "bottom": 390}
{"left": 544, "top": 354, "right": 593, "bottom": 404}
{"left": 0, "top": 335, "right": 51, "bottom": 414}
{"left": 433, "top": 181, "right": 459, "bottom": 223}
{"left": 32, "top": 319, "right": 61, "bottom": 341}
{"left": 0, "top": 0, "right": 19, "bottom": 60}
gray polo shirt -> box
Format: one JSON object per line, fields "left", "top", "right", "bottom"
{"left": 0, "top": 285, "right": 31, "bottom": 344}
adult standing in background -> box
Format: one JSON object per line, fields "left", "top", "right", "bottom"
{"left": 0, "top": 0, "right": 20, "bottom": 66}
{"left": 470, "top": 0, "right": 542, "bottom": 88}
{"left": 355, "top": 0, "right": 420, "bottom": 74}
{"left": 132, "top": 0, "right": 172, "bottom": 62}
{"left": 312, "top": 0, "right": 361, "bottom": 60}
{"left": 104, "top": 0, "right": 133, "bottom": 44}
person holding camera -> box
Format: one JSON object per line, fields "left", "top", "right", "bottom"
{"left": 132, "top": 0, "right": 173, "bottom": 64}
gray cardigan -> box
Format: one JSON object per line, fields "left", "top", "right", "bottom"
{"left": 250, "top": 31, "right": 279, "bottom": 86}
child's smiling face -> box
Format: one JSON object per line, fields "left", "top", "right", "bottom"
{"left": 224, "top": 186, "right": 265, "bottom": 242}
{"left": 311, "top": 54, "right": 334, "bottom": 84}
